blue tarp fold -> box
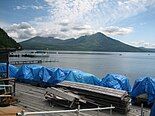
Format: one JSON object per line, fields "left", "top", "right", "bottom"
{"left": 0, "top": 63, "right": 18, "bottom": 78}
{"left": 64, "top": 69, "right": 101, "bottom": 86}
{"left": 16, "top": 65, "right": 43, "bottom": 83}
{"left": 131, "top": 77, "right": 155, "bottom": 104}
{"left": 100, "top": 73, "right": 131, "bottom": 92}
{"left": 39, "top": 67, "right": 67, "bottom": 85}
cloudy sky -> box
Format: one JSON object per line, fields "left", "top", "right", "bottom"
{"left": 0, "top": 0, "right": 155, "bottom": 48}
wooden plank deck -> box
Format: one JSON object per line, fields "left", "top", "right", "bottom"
{"left": 13, "top": 83, "right": 150, "bottom": 116}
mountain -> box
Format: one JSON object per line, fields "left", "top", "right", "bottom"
{"left": 140, "top": 47, "right": 155, "bottom": 52}
{"left": 0, "top": 28, "right": 21, "bottom": 49}
{"left": 147, "top": 48, "right": 155, "bottom": 52}
{"left": 20, "top": 32, "right": 148, "bottom": 52}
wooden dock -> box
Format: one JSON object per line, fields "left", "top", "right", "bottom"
{"left": 10, "top": 60, "right": 42, "bottom": 65}
{"left": 10, "top": 53, "right": 49, "bottom": 58}
{"left": 13, "top": 82, "right": 150, "bottom": 116}
{"left": 10, "top": 59, "right": 59, "bottom": 65}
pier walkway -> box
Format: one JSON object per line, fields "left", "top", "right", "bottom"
{"left": 10, "top": 60, "right": 42, "bottom": 65}
{"left": 13, "top": 83, "right": 150, "bottom": 116}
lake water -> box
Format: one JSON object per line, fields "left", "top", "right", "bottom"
{"left": 10, "top": 51, "right": 155, "bottom": 85}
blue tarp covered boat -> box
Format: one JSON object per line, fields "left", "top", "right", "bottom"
{"left": 16, "top": 65, "right": 67, "bottom": 85}
{"left": 15, "top": 65, "right": 101, "bottom": 86}
{"left": 38, "top": 67, "right": 67, "bottom": 85}
{"left": 0, "top": 63, "right": 18, "bottom": 78}
{"left": 16, "top": 65, "right": 43, "bottom": 84}
{"left": 131, "top": 77, "right": 155, "bottom": 104}
{"left": 100, "top": 73, "right": 131, "bottom": 92}
{"left": 64, "top": 69, "right": 101, "bottom": 86}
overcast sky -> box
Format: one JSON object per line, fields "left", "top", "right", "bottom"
{"left": 0, "top": 0, "right": 155, "bottom": 48}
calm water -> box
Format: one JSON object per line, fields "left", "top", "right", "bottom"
{"left": 11, "top": 51, "right": 155, "bottom": 85}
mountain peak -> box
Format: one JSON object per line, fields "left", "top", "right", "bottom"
{"left": 94, "top": 32, "right": 106, "bottom": 36}
{"left": 92, "top": 32, "right": 108, "bottom": 39}
{"left": 95, "top": 32, "right": 104, "bottom": 35}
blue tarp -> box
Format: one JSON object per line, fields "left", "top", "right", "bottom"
{"left": 150, "top": 102, "right": 155, "bottom": 116}
{"left": 16, "top": 65, "right": 69, "bottom": 85}
{"left": 100, "top": 74, "right": 131, "bottom": 92}
{"left": 64, "top": 69, "right": 101, "bottom": 86}
{"left": 38, "top": 67, "right": 67, "bottom": 85}
{"left": 131, "top": 77, "right": 155, "bottom": 104}
{"left": 16, "top": 65, "right": 101, "bottom": 86}
{"left": 0, "top": 63, "right": 18, "bottom": 78}
{"left": 16, "top": 65, "right": 43, "bottom": 83}
{"left": 0, "top": 64, "right": 132, "bottom": 90}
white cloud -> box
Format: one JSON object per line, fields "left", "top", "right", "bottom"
{"left": 42, "top": 0, "right": 155, "bottom": 28}
{"left": 7, "top": 0, "right": 155, "bottom": 42}
{"left": 72, "top": 25, "right": 92, "bottom": 31}
{"left": 5, "top": 22, "right": 37, "bottom": 41}
{"left": 72, "top": 25, "right": 94, "bottom": 36}
{"left": 102, "top": 26, "right": 133, "bottom": 36}
{"left": 31, "top": 19, "right": 95, "bottom": 39}
{"left": 130, "top": 40, "right": 155, "bottom": 48}
{"left": 32, "top": 5, "right": 43, "bottom": 10}
{"left": 15, "top": 5, "right": 44, "bottom": 10}
{"left": 59, "top": 19, "right": 69, "bottom": 26}
{"left": 8, "top": 31, "right": 19, "bottom": 39}
{"left": 43, "top": 0, "right": 105, "bottom": 26}
{"left": 30, "top": 0, "right": 154, "bottom": 39}
{"left": 60, "top": 28, "right": 69, "bottom": 32}
{"left": 16, "top": 6, "right": 22, "bottom": 10}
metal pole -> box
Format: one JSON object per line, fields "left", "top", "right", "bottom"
{"left": 13, "top": 80, "right": 16, "bottom": 96}
{"left": 110, "top": 104, "right": 113, "bottom": 116}
{"left": 16, "top": 106, "right": 115, "bottom": 116}
{"left": 19, "top": 109, "right": 78, "bottom": 115}
{"left": 79, "top": 107, "right": 115, "bottom": 112}
{"left": 97, "top": 106, "right": 100, "bottom": 116}
{"left": 6, "top": 62, "right": 9, "bottom": 78}
{"left": 0, "top": 84, "right": 12, "bottom": 88}
{"left": 141, "top": 103, "right": 144, "bottom": 116}
{"left": 16, "top": 110, "right": 25, "bottom": 116}
{"left": 6, "top": 51, "right": 9, "bottom": 79}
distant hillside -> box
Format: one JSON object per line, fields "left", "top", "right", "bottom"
{"left": 145, "top": 48, "right": 155, "bottom": 52}
{"left": 20, "top": 32, "right": 148, "bottom": 52}
{"left": 0, "top": 28, "right": 21, "bottom": 49}
{"left": 138, "top": 47, "right": 155, "bottom": 52}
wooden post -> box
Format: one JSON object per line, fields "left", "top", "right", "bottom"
{"left": 77, "top": 104, "right": 80, "bottom": 116}
{"left": 97, "top": 106, "right": 100, "bottom": 116}
{"left": 13, "top": 80, "right": 16, "bottom": 96}
{"left": 141, "top": 103, "right": 144, "bottom": 116}
{"left": 110, "top": 104, "right": 113, "bottom": 116}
